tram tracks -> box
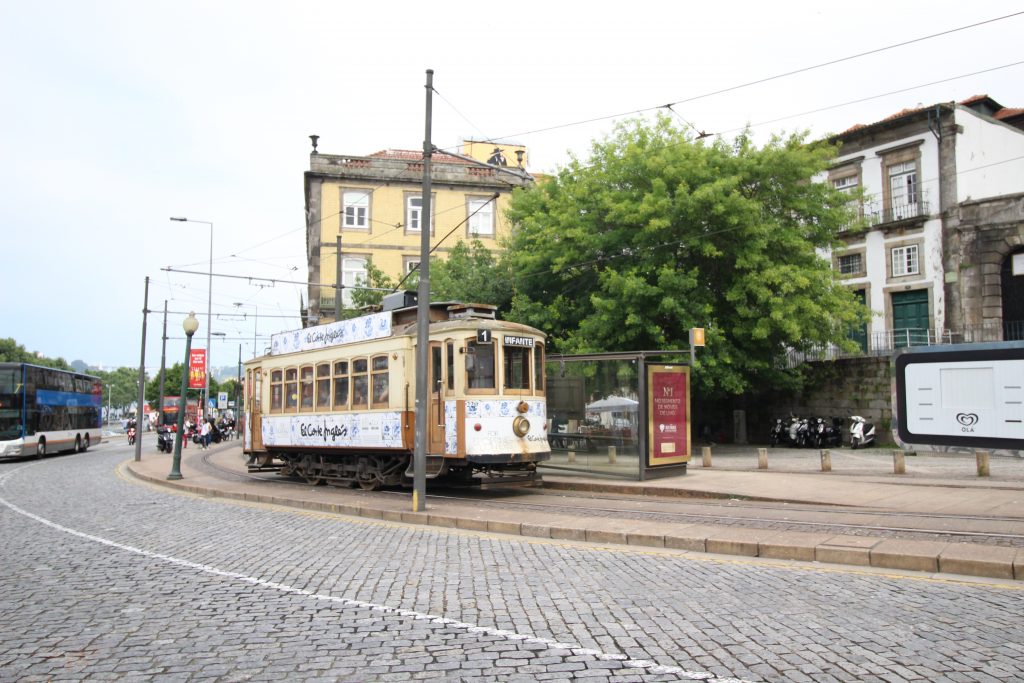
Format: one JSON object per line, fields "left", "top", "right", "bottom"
{"left": 195, "top": 450, "right": 1024, "bottom": 548}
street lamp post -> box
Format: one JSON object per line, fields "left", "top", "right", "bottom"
{"left": 170, "top": 217, "right": 213, "bottom": 422}
{"left": 169, "top": 312, "right": 199, "bottom": 480}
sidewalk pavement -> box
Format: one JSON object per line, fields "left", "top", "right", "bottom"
{"left": 125, "top": 444, "right": 1024, "bottom": 583}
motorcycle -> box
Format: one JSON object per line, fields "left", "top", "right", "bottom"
{"left": 769, "top": 418, "right": 785, "bottom": 447}
{"left": 850, "top": 415, "right": 876, "bottom": 449}
{"left": 156, "top": 427, "right": 174, "bottom": 453}
{"left": 811, "top": 417, "right": 843, "bottom": 449}
{"left": 786, "top": 416, "right": 802, "bottom": 447}
{"left": 795, "top": 417, "right": 813, "bottom": 448}
{"left": 127, "top": 426, "right": 136, "bottom": 446}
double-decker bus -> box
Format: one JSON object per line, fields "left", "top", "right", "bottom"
{"left": 0, "top": 363, "right": 104, "bottom": 458}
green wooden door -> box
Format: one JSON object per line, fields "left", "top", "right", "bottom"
{"left": 892, "top": 289, "right": 930, "bottom": 347}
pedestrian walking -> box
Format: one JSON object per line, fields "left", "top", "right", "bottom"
{"left": 200, "top": 419, "right": 211, "bottom": 450}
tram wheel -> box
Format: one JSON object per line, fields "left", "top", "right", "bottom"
{"left": 357, "top": 476, "right": 380, "bottom": 491}
{"left": 303, "top": 455, "right": 325, "bottom": 486}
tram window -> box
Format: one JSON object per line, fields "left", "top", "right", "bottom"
{"left": 534, "top": 343, "right": 544, "bottom": 393}
{"left": 300, "top": 365, "right": 315, "bottom": 410}
{"left": 504, "top": 346, "right": 531, "bottom": 390}
{"left": 371, "top": 355, "right": 389, "bottom": 407}
{"left": 466, "top": 340, "right": 495, "bottom": 390}
{"left": 446, "top": 341, "right": 454, "bottom": 392}
{"left": 333, "top": 361, "right": 349, "bottom": 410}
{"left": 254, "top": 369, "right": 262, "bottom": 411}
{"left": 315, "top": 363, "right": 331, "bottom": 410}
{"left": 352, "top": 358, "right": 369, "bottom": 408}
{"left": 270, "top": 370, "right": 283, "bottom": 412}
{"left": 285, "top": 368, "right": 298, "bottom": 411}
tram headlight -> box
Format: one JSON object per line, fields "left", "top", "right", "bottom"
{"left": 512, "top": 416, "right": 531, "bottom": 438}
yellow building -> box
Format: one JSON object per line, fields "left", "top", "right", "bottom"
{"left": 303, "top": 139, "right": 533, "bottom": 324}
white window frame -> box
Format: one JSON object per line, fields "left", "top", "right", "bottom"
{"left": 833, "top": 176, "right": 858, "bottom": 193}
{"left": 891, "top": 245, "right": 919, "bottom": 277}
{"left": 838, "top": 253, "right": 862, "bottom": 276}
{"left": 406, "top": 196, "right": 422, "bottom": 232}
{"left": 342, "top": 190, "right": 370, "bottom": 229}
{"left": 888, "top": 161, "right": 918, "bottom": 215}
{"left": 467, "top": 197, "right": 494, "bottom": 237}
{"left": 342, "top": 257, "right": 368, "bottom": 306}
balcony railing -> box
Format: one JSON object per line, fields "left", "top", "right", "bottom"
{"left": 783, "top": 320, "right": 1024, "bottom": 367}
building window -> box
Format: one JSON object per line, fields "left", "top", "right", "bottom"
{"left": 467, "top": 197, "right": 495, "bottom": 237}
{"left": 342, "top": 257, "right": 367, "bottom": 307}
{"left": 406, "top": 196, "right": 422, "bottom": 231}
{"left": 403, "top": 258, "right": 420, "bottom": 275}
{"left": 892, "top": 245, "right": 919, "bottom": 277}
{"left": 342, "top": 190, "right": 370, "bottom": 229}
{"left": 833, "top": 175, "right": 858, "bottom": 193}
{"left": 887, "top": 161, "right": 919, "bottom": 220}
{"left": 838, "top": 253, "right": 863, "bottom": 276}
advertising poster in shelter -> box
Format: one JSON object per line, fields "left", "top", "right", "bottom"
{"left": 189, "top": 349, "right": 206, "bottom": 389}
{"left": 646, "top": 364, "right": 690, "bottom": 466}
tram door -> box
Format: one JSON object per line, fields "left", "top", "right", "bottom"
{"left": 429, "top": 342, "right": 445, "bottom": 454}
{"left": 248, "top": 366, "right": 263, "bottom": 451}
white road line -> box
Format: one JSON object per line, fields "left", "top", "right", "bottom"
{"left": 0, "top": 463, "right": 751, "bottom": 683}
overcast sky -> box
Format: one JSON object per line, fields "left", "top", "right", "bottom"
{"left": 2, "top": 1, "right": 1022, "bottom": 375}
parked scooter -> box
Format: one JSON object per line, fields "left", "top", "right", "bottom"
{"left": 849, "top": 415, "right": 876, "bottom": 449}
{"left": 769, "top": 418, "right": 786, "bottom": 447}
{"left": 812, "top": 417, "right": 844, "bottom": 449}
{"left": 786, "top": 416, "right": 802, "bottom": 446}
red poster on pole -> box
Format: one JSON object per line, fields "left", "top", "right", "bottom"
{"left": 646, "top": 364, "right": 691, "bottom": 466}
{"left": 189, "top": 349, "right": 206, "bottom": 389}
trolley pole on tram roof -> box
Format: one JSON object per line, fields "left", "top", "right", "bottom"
{"left": 412, "top": 68, "right": 434, "bottom": 512}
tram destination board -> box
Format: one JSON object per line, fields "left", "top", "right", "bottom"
{"left": 895, "top": 343, "right": 1024, "bottom": 450}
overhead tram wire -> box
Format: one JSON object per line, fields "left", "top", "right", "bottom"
{"left": 391, "top": 193, "right": 501, "bottom": 292}
{"left": 438, "top": 10, "right": 1024, "bottom": 150}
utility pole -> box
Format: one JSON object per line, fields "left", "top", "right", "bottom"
{"left": 412, "top": 69, "right": 434, "bottom": 512}
{"left": 335, "top": 235, "right": 343, "bottom": 321}
{"left": 158, "top": 300, "right": 168, "bottom": 426}
{"left": 134, "top": 277, "right": 149, "bottom": 462}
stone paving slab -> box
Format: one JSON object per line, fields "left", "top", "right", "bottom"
{"left": 125, "top": 448, "right": 1024, "bottom": 582}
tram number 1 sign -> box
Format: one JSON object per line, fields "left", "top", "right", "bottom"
{"left": 646, "top": 364, "right": 691, "bottom": 466}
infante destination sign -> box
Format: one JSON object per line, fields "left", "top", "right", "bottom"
{"left": 270, "top": 311, "right": 392, "bottom": 355}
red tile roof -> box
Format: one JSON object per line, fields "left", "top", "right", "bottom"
{"left": 369, "top": 149, "right": 472, "bottom": 164}
{"left": 839, "top": 95, "right": 1021, "bottom": 135}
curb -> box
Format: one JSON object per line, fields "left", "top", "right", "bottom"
{"left": 124, "top": 462, "right": 1024, "bottom": 583}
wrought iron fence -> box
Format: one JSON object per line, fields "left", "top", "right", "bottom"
{"left": 784, "top": 320, "right": 1024, "bottom": 367}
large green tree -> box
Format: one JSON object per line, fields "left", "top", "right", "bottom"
{"left": 503, "top": 116, "right": 866, "bottom": 398}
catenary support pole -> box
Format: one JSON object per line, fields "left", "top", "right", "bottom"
{"left": 158, "top": 300, "right": 167, "bottom": 426}
{"left": 134, "top": 277, "right": 149, "bottom": 462}
{"left": 412, "top": 68, "right": 434, "bottom": 512}
{"left": 335, "top": 235, "right": 343, "bottom": 322}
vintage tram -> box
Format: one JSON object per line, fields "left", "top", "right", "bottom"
{"left": 242, "top": 298, "right": 550, "bottom": 489}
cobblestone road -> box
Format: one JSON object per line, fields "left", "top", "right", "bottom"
{"left": 1, "top": 445, "right": 1022, "bottom": 682}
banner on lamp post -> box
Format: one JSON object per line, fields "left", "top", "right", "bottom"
{"left": 189, "top": 349, "right": 207, "bottom": 389}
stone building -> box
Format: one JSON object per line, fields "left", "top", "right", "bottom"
{"left": 303, "top": 138, "right": 533, "bottom": 325}
{"left": 826, "top": 95, "right": 1024, "bottom": 350}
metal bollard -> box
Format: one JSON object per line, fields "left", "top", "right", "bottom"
{"left": 975, "top": 450, "right": 990, "bottom": 477}
{"left": 608, "top": 446, "right": 617, "bottom": 464}
{"left": 892, "top": 449, "right": 906, "bottom": 475}
{"left": 568, "top": 450, "right": 576, "bottom": 463}
{"left": 820, "top": 449, "right": 832, "bottom": 472}
{"left": 702, "top": 446, "right": 712, "bottom": 467}
{"left": 757, "top": 447, "right": 768, "bottom": 470}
